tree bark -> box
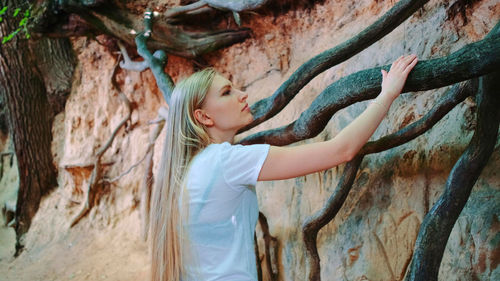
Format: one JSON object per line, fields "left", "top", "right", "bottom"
{"left": 404, "top": 70, "right": 499, "bottom": 280}
{"left": 134, "top": 12, "right": 174, "bottom": 104}
{"left": 360, "top": 80, "right": 477, "bottom": 155}
{"left": 240, "top": 0, "right": 430, "bottom": 133}
{"left": 302, "top": 156, "right": 363, "bottom": 281}
{"left": 31, "top": 0, "right": 252, "bottom": 58}
{"left": 240, "top": 34, "right": 500, "bottom": 145}
{"left": 29, "top": 37, "right": 76, "bottom": 115}
{"left": 301, "top": 79, "right": 476, "bottom": 281}
{"left": 0, "top": 0, "right": 59, "bottom": 254}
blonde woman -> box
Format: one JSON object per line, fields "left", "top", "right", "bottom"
{"left": 150, "top": 54, "right": 418, "bottom": 281}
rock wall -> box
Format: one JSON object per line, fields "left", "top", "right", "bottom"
{"left": 0, "top": 0, "right": 499, "bottom": 280}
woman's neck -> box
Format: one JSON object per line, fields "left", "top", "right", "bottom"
{"left": 207, "top": 128, "right": 235, "bottom": 144}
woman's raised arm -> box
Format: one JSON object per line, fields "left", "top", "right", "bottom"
{"left": 258, "top": 54, "right": 418, "bottom": 181}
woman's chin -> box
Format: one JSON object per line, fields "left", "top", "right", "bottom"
{"left": 246, "top": 115, "right": 254, "bottom": 126}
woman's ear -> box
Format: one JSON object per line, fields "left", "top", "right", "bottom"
{"left": 194, "top": 109, "right": 214, "bottom": 126}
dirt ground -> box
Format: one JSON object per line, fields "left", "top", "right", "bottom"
{"left": 0, "top": 207, "right": 150, "bottom": 281}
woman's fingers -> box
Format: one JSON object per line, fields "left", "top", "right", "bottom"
{"left": 380, "top": 54, "right": 418, "bottom": 99}
{"left": 391, "top": 54, "right": 417, "bottom": 73}
{"left": 402, "top": 54, "right": 417, "bottom": 65}
{"left": 392, "top": 55, "right": 407, "bottom": 70}
{"left": 381, "top": 69, "right": 388, "bottom": 80}
{"left": 390, "top": 55, "right": 404, "bottom": 70}
{"left": 403, "top": 56, "right": 418, "bottom": 74}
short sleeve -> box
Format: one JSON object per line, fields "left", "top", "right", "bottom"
{"left": 221, "top": 143, "right": 270, "bottom": 191}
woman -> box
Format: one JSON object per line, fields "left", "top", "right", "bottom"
{"left": 150, "top": 54, "right": 418, "bottom": 281}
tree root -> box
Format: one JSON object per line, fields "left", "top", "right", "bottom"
{"left": 240, "top": 32, "right": 500, "bottom": 145}
{"left": 302, "top": 156, "right": 363, "bottom": 281}
{"left": 301, "top": 24, "right": 499, "bottom": 279}
{"left": 134, "top": 12, "right": 174, "bottom": 104}
{"left": 404, "top": 75, "right": 500, "bottom": 281}
{"left": 239, "top": 0, "right": 431, "bottom": 133}
{"left": 69, "top": 57, "right": 132, "bottom": 228}
{"left": 258, "top": 212, "right": 280, "bottom": 281}
{"left": 101, "top": 153, "right": 149, "bottom": 184}
{"left": 165, "top": 0, "right": 269, "bottom": 25}
{"left": 165, "top": 1, "right": 210, "bottom": 21}
{"left": 204, "top": 0, "right": 269, "bottom": 12}
{"left": 117, "top": 10, "right": 176, "bottom": 241}
{"left": 360, "top": 80, "right": 477, "bottom": 155}
{"left": 117, "top": 41, "right": 164, "bottom": 72}
{"left": 33, "top": 1, "right": 253, "bottom": 58}
{"left": 302, "top": 78, "right": 476, "bottom": 280}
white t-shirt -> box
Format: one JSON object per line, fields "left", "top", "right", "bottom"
{"left": 183, "top": 142, "right": 270, "bottom": 281}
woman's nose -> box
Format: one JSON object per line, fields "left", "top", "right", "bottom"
{"left": 238, "top": 90, "right": 248, "bottom": 102}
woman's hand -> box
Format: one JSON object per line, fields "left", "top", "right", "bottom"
{"left": 258, "top": 54, "right": 419, "bottom": 182}
{"left": 380, "top": 54, "right": 418, "bottom": 101}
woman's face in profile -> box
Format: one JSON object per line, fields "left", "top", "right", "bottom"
{"left": 197, "top": 75, "right": 253, "bottom": 133}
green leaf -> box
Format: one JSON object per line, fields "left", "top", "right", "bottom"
{"left": 0, "top": 6, "right": 7, "bottom": 16}
{"left": 13, "top": 8, "right": 20, "bottom": 17}
{"left": 24, "top": 9, "right": 30, "bottom": 17}
{"left": 19, "top": 17, "right": 27, "bottom": 26}
{"left": 25, "top": 33, "right": 30, "bottom": 39}
{"left": 2, "top": 31, "right": 14, "bottom": 43}
{"left": 2, "top": 28, "right": 20, "bottom": 43}
{"left": 0, "top": 17, "right": 3, "bottom": 23}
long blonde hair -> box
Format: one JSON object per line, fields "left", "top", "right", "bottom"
{"left": 150, "top": 68, "right": 216, "bottom": 281}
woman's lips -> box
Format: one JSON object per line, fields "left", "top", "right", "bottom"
{"left": 242, "top": 104, "right": 249, "bottom": 112}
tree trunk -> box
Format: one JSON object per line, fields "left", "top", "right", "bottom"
{"left": 29, "top": 37, "right": 76, "bottom": 115}
{"left": 0, "top": 0, "right": 72, "bottom": 254}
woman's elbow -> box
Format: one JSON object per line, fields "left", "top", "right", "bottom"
{"left": 342, "top": 146, "right": 359, "bottom": 163}
{"left": 330, "top": 149, "right": 355, "bottom": 165}
{"left": 325, "top": 139, "right": 358, "bottom": 166}
{"left": 344, "top": 151, "right": 356, "bottom": 162}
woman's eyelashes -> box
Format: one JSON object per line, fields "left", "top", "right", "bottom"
{"left": 222, "top": 89, "right": 231, "bottom": 96}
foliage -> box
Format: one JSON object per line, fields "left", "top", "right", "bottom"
{"left": 0, "top": 4, "right": 31, "bottom": 44}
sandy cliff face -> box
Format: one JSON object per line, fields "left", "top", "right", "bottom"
{"left": 0, "top": 0, "right": 499, "bottom": 280}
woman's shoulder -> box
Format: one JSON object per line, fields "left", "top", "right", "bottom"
{"left": 202, "top": 141, "right": 231, "bottom": 153}
{"left": 197, "top": 142, "right": 269, "bottom": 159}
{"left": 207, "top": 142, "right": 269, "bottom": 154}
{"left": 191, "top": 142, "right": 230, "bottom": 163}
